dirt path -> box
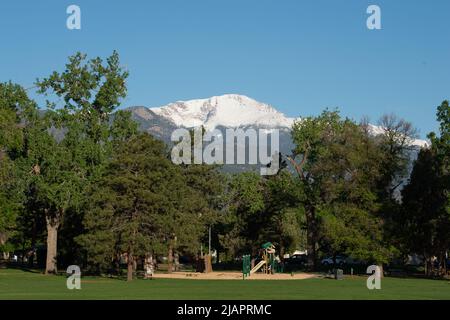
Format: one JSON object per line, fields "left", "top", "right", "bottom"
{"left": 152, "top": 271, "right": 319, "bottom": 280}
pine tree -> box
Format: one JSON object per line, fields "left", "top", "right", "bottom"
{"left": 401, "top": 101, "right": 450, "bottom": 275}
{"left": 78, "top": 133, "right": 178, "bottom": 280}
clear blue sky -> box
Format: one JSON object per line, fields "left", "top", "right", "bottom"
{"left": 1, "top": 0, "right": 449, "bottom": 138}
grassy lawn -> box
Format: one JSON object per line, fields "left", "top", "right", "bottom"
{"left": 0, "top": 268, "right": 449, "bottom": 300}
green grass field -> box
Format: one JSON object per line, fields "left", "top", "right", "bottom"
{"left": 0, "top": 269, "right": 449, "bottom": 300}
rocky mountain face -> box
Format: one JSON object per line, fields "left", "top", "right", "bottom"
{"left": 148, "top": 94, "right": 295, "bottom": 130}
{"left": 127, "top": 94, "right": 428, "bottom": 177}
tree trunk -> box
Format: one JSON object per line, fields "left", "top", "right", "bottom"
{"left": 442, "top": 252, "right": 447, "bottom": 275}
{"left": 251, "top": 258, "right": 256, "bottom": 269}
{"left": 127, "top": 253, "right": 134, "bottom": 281}
{"left": 424, "top": 255, "right": 428, "bottom": 276}
{"left": 305, "top": 207, "right": 318, "bottom": 270}
{"left": 429, "top": 259, "right": 433, "bottom": 276}
{"left": 0, "top": 232, "right": 7, "bottom": 261}
{"left": 424, "top": 255, "right": 432, "bottom": 277}
{"left": 144, "top": 253, "right": 153, "bottom": 279}
{"left": 174, "top": 252, "right": 180, "bottom": 272}
{"left": 114, "top": 253, "right": 121, "bottom": 275}
{"left": 45, "top": 217, "right": 59, "bottom": 274}
{"left": 21, "top": 241, "right": 26, "bottom": 264}
{"left": 28, "top": 236, "right": 36, "bottom": 268}
{"left": 378, "top": 264, "right": 384, "bottom": 278}
{"left": 167, "top": 243, "right": 173, "bottom": 274}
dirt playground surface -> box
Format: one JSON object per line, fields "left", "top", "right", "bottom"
{"left": 152, "top": 271, "right": 319, "bottom": 280}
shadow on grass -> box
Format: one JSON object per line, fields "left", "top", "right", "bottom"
{"left": 2, "top": 263, "right": 43, "bottom": 274}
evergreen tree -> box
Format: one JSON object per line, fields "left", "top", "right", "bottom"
{"left": 78, "top": 133, "right": 177, "bottom": 280}
{"left": 220, "top": 172, "right": 265, "bottom": 258}
{"left": 401, "top": 101, "right": 450, "bottom": 275}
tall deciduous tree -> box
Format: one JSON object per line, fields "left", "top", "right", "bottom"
{"left": 289, "top": 110, "right": 391, "bottom": 269}
{"left": 35, "top": 51, "right": 130, "bottom": 274}
{"left": 376, "top": 114, "right": 418, "bottom": 200}
{"left": 264, "top": 170, "right": 306, "bottom": 258}
{"left": 0, "top": 82, "right": 37, "bottom": 258}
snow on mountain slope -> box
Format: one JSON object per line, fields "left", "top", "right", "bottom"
{"left": 367, "top": 124, "right": 429, "bottom": 148}
{"left": 142, "top": 94, "right": 428, "bottom": 148}
{"left": 149, "top": 94, "right": 296, "bottom": 130}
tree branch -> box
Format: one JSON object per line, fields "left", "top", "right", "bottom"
{"left": 287, "top": 142, "right": 310, "bottom": 180}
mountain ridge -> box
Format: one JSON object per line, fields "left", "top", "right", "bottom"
{"left": 148, "top": 94, "right": 296, "bottom": 130}
{"left": 127, "top": 94, "right": 429, "bottom": 148}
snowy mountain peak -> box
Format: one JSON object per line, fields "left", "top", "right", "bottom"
{"left": 140, "top": 94, "right": 428, "bottom": 149}
{"left": 149, "top": 94, "right": 296, "bottom": 130}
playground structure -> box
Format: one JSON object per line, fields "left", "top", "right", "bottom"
{"left": 242, "top": 242, "right": 283, "bottom": 279}
{"left": 148, "top": 241, "right": 316, "bottom": 280}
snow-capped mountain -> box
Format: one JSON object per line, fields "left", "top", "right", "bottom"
{"left": 127, "top": 93, "right": 428, "bottom": 180}
{"left": 149, "top": 94, "right": 296, "bottom": 130}
{"left": 129, "top": 93, "right": 428, "bottom": 148}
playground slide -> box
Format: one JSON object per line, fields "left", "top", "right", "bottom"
{"left": 250, "top": 260, "right": 266, "bottom": 274}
